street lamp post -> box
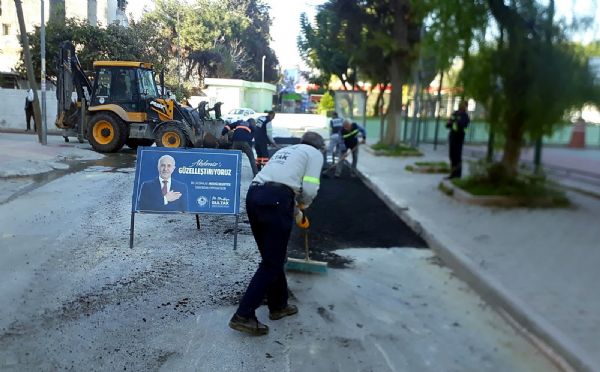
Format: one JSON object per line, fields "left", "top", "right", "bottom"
{"left": 261, "top": 55, "right": 266, "bottom": 83}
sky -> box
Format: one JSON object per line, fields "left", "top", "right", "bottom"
{"left": 126, "top": 0, "right": 597, "bottom": 71}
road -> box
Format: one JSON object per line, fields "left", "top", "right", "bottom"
{"left": 0, "top": 147, "right": 560, "bottom": 371}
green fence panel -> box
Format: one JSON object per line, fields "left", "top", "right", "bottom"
{"left": 364, "top": 117, "right": 600, "bottom": 148}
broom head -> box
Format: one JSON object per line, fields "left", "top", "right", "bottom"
{"left": 285, "top": 257, "right": 328, "bottom": 274}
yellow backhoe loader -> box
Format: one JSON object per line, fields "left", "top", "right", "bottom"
{"left": 55, "top": 41, "right": 223, "bottom": 152}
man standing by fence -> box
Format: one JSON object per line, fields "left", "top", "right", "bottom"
{"left": 446, "top": 101, "right": 470, "bottom": 179}
{"left": 24, "top": 88, "right": 34, "bottom": 132}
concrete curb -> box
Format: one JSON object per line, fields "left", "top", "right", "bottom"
{"left": 0, "top": 128, "right": 63, "bottom": 135}
{"left": 357, "top": 169, "right": 596, "bottom": 372}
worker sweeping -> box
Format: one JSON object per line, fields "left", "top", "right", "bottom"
{"left": 229, "top": 132, "right": 325, "bottom": 336}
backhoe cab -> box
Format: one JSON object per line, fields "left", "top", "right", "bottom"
{"left": 55, "top": 41, "right": 223, "bottom": 153}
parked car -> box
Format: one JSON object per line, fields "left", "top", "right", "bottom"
{"left": 223, "top": 107, "right": 256, "bottom": 123}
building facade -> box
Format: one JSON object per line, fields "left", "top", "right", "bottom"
{"left": 0, "top": 0, "right": 127, "bottom": 71}
{"left": 191, "top": 78, "right": 276, "bottom": 116}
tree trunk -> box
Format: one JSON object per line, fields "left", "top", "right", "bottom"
{"left": 15, "top": 0, "right": 43, "bottom": 144}
{"left": 501, "top": 120, "right": 523, "bottom": 177}
{"left": 384, "top": 58, "right": 404, "bottom": 146}
{"left": 379, "top": 100, "right": 388, "bottom": 143}
{"left": 433, "top": 70, "right": 443, "bottom": 150}
{"left": 383, "top": 0, "right": 410, "bottom": 146}
{"left": 336, "top": 74, "right": 349, "bottom": 90}
{"left": 372, "top": 83, "right": 387, "bottom": 117}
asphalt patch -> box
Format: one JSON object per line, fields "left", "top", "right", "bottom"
{"left": 288, "top": 163, "right": 428, "bottom": 267}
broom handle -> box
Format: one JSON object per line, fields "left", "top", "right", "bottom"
{"left": 304, "top": 228, "right": 310, "bottom": 261}
{"left": 324, "top": 144, "right": 359, "bottom": 173}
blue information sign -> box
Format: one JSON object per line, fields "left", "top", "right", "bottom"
{"left": 131, "top": 147, "right": 242, "bottom": 215}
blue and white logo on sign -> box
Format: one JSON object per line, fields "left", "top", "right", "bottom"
{"left": 197, "top": 195, "right": 208, "bottom": 207}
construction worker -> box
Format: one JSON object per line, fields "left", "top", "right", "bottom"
{"left": 446, "top": 101, "right": 470, "bottom": 179}
{"left": 328, "top": 112, "right": 344, "bottom": 164}
{"left": 208, "top": 101, "right": 223, "bottom": 120}
{"left": 254, "top": 110, "right": 279, "bottom": 170}
{"left": 24, "top": 88, "right": 34, "bottom": 132}
{"left": 222, "top": 118, "right": 259, "bottom": 176}
{"left": 229, "top": 132, "right": 325, "bottom": 336}
{"left": 335, "top": 119, "right": 366, "bottom": 178}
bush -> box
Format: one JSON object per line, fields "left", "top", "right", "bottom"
{"left": 318, "top": 92, "right": 334, "bottom": 114}
{"left": 371, "top": 142, "right": 423, "bottom": 156}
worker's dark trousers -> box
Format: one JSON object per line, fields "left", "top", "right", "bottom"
{"left": 448, "top": 131, "right": 465, "bottom": 178}
{"left": 236, "top": 183, "right": 294, "bottom": 318}
{"left": 335, "top": 146, "right": 358, "bottom": 177}
{"left": 232, "top": 141, "right": 258, "bottom": 176}
{"left": 254, "top": 141, "right": 269, "bottom": 170}
{"left": 25, "top": 108, "right": 34, "bottom": 131}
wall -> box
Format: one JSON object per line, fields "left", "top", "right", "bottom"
{"left": 1, "top": 0, "right": 128, "bottom": 72}
{"left": 194, "top": 86, "right": 242, "bottom": 115}
{"left": 364, "top": 116, "right": 600, "bottom": 147}
{"left": 66, "top": 0, "right": 88, "bottom": 22}
{"left": 201, "top": 78, "right": 275, "bottom": 115}
{"left": 0, "top": 0, "right": 50, "bottom": 71}
{"left": 0, "top": 88, "right": 57, "bottom": 131}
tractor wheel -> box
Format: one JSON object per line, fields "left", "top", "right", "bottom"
{"left": 125, "top": 138, "right": 155, "bottom": 149}
{"left": 88, "top": 113, "right": 127, "bottom": 153}
{"left": 155, "top": 123, "right": 188, "bottom": 148}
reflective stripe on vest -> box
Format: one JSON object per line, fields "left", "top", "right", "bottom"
{"left": 303, "top": 176, "right": 320, "bottom": 185}
{"left": 343, "top": 129, "right": 359, "bottom": 139}
{"left": 235, "top": 125, "right": 251, "bottom": 133}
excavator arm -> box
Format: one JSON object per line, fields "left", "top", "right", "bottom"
{"left": 55, "top": 41, "right": 93, "bottom": 130}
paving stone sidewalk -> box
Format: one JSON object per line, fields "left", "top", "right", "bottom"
{"left": 357, "top": 144, "right": 600, "bottom": 372}
{"left": 0, "top": 132, "right": 102, "bottom": 177}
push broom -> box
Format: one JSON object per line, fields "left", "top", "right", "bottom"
{"left": 285, "top": 216, "right": 328, "bottom": 274}
{"left": 321, "top": 145, "right": 359, "bottom": 175}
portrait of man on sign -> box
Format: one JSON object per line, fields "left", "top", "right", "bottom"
{"left": 137, "top": 155, "right": 188, "bottom": 212}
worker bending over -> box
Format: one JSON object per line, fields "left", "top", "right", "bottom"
{"left": 229, "top": 132, "right": 325, "bottom": 336}
{"left": 222, "top": 118, "right": 258, "bottom": 176}
{"left": 335, "top": 119, "right": 366, "bottom": 178}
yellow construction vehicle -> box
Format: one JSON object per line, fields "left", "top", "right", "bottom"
{"left": 55, "top": 41, "right": 223, "bottom": 152}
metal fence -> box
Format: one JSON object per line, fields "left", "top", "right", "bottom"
{"left": 365, "top": 115, "right": 600, "bottom": 148}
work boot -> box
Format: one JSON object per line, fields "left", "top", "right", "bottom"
{"left": 229, "top": 314, "right": 269, "bottom": 336}
{"left": 269, "top": 304, "right": 298, "bottom": 320}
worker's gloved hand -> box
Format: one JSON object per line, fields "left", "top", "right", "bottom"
{"left": 295, "top": 209, "right": 310, "bottom": 229}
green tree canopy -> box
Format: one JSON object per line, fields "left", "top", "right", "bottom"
{"left": 300, "top": 0, "right": 427, "bottom": 145}
{"left": 301, "top": 0, "right": 600, "bottom": 175}
{"left": 460, "top": 0, "right": 600, "bottom": 174}
{"left": 22, "top": 0, "right": 279, "bottom": 94}
{"left": 20, "top": 18, "right": 160, "bottom": 81}
{"left": 141, "top": 0, "right": 279, "bottom": 87}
